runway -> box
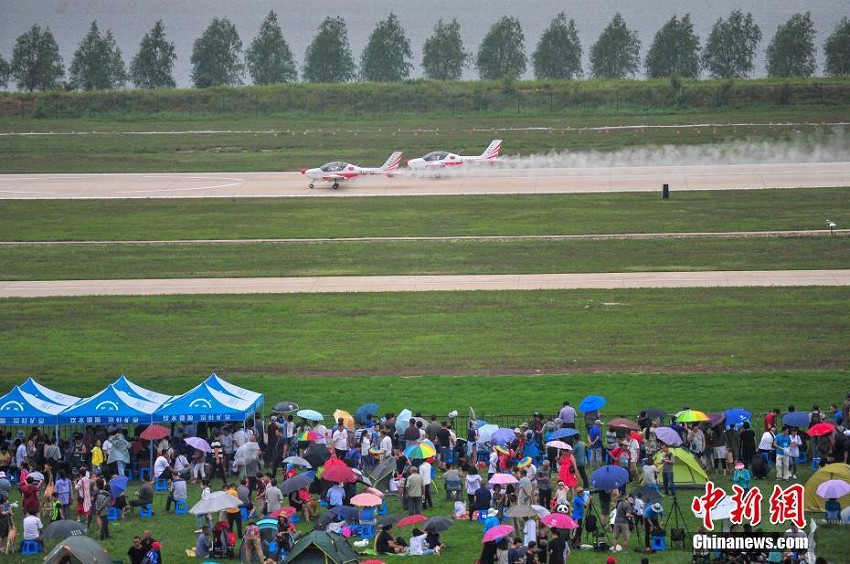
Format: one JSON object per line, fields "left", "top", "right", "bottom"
{"left": 2, "top": 161, "right": 849, "bottom": 198}
{"left": 2, "top": 270, "right": 849, "bottom": 298}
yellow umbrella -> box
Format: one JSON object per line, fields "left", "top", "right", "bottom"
{"left": 675, "top": 410, "right": 710, "bottom": 423}
{"left": 333, "top": 409, "right": 355, "bottom": 430}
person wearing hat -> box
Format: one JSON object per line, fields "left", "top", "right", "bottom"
{"left": 0, "top": 471, "right": 10, "bottom": 502}
{"left": 732, "top": 460, "right": 751, "bottom": 493}
{"left": 143, "top": 540, "right": 161, "bottom": 564}
{"left": 643, "top": 501, "right": 664, "bottom": 549}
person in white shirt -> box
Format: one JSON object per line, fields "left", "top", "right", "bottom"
{"left": 314, "top": 424, "right": 328, "bottom": 445}
{"left": 22, "top": 509, "right": 43, "bottom": 546}
{"left": 233, "top": 427, "right": 247, "bottom": 449}
{"left": 380, "top": 430, "right": 393, "bottom": 459}
{"left": 408, "top": 528, "right": 433, "bottom": 555}
{"left": 332, "top": 421, "right": 350, "bottom": 459}
{"left": 360, "top": 431, "right": 372, "bottom": 469}
{"left": 420, "top": 460, "right": 433, "bottom": 509}
{"left": 523, "top": 516, "right": 537, "bottom": 547}
{"left": 173, "top": 453, "right": 190, "bottom": 479}
{"left": 153, "top": 454, "right": 170, "bottom": 480}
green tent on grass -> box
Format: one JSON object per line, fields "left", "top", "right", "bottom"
{"left": 653, "top": 447, "right": 709, "bottom": 486}
{"left": 285, "top": 531, "right": 360, "bottom": 564}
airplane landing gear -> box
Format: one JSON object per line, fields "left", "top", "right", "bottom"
{"left": 308, "top": 183, "right": 314, "bottom": 189}
{"left": 332, "top": 182, "right": 340, "bottom": 190}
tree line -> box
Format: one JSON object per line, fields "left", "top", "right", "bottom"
{"left": 2, "top": 11, "right": 850, "bottom": 92}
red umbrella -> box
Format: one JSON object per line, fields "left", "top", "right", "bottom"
{"left": 321, "top": 464, "right": 357, "bottom": 483}
{"left": 269, "top": 506, "right": 296, "bottom": 519}
{"left": 140, "top": 425, "right": 169, "bottom": 441}
{"left": 808, "top": 423, "right": 836, "bottom": 437}
{"left": 630, "top": 431, "right": 644, "bottom": 442}
{"left": 397, "top": 514, "right": 428, "bottom": 527}
{"left": 362, "top": 561, "right": 385, "bottom": 564}
{"left": 607, "top": 418, "right": 640, "bottom": 431}
{"left": 541, "top": 513, "right": 579, "bottom": 530}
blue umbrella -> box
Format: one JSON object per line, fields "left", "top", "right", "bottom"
{"left": 549, "top": 428, "right": 579, "bottom": 440}
{"left": 782, "top": 411, "right": 810, "bottom": 428}
{"left": 109, "top": 475, "right": 129, "bottom": 500}
{"left": 579, "top": 395, "right": 606, "bottom": 413}
{"left": 354, "top": 403, "right": 379, "bottom": 423}
{"left": 490, "top": 428, "right": 516, "bottom": 446}
{"left": 296, "top": 409, "right": 324, "bottom": 422}
{"left": 724, "top": 408, "right": 752, "bottom": 426}
{"left": 590, "top": 465, "right": 630, "bottom": 490}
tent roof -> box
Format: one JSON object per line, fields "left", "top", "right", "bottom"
{"left": 112, "top": 375, "right": 172, "bottom": 407}
{"left": 59, "top": 384, "right": 159, "bottom": 425}
{"left": 804, "top": 463, "right": 850, "bottom": 512}
{"left": 204, "top": 373, "right": 263, "bottom": 411}
{"left": 154, "top": 382, "right": 257, "bottom": 423}
{"left": 653, "top": 447, "right": 709, "bottom": 485}
{"left": 0, "top": 386, "right": 66, "bottom": 426}
{"left": 19, "top": 377, "right": 80, "bottom": 407}
{"left": 285, "top": 531, "right": 359, "bottom": 564}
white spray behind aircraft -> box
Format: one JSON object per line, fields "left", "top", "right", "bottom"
{"left": 405, "top": 139, "right": 502, "bottom": 170}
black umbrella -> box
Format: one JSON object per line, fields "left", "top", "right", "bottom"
{"left": 368, "top": 457, "right": 396, "bottom": 484}
{"left": 378, "top": 514, "right": 402, "bottom": 527}
{"left": 643, "top": 407, "right": 667, "bottom": 421}
{"left": 329, "top": 505, "right": 360, "bottom": 520}
{"left": 280, "top": 472, "right": 315, "bottom": 496}
{"left": 273, "top": 401, "right": 300, "bottom": 413}
{"left": 631, "top": 485, "right": 663, "bottom": 507}
{"left": 314, "top": 511, "right": 337, "bottom": 530}
{"left": 303, "top": 443, "right": 331, "bottom": 469}
{"left": 424, "top": 516, "right": 454, "bottom": 533}
{"left": 44, "top": 520, "right": 87, "bottom": 540}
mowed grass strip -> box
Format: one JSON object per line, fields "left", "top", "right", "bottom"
{"left": 2, "top": 189, "right": 848, "bottom": 242}
{"left": 1, "top": 236, "right": 848, "bottom": 280}
{"left": 2, "top": 288, "right": 848, "bottom": 382}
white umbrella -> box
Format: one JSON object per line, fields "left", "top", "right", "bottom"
{"left": 691, "top": 495, "right": 737, "bottom": 521}
{"left": 478, "top": 424, "right": 500, "bottom": 443}
{"left": 531, "top": 504, "right": 551, "bottom": 518}
{"left": 234, "top": 441, "right": 260, "bottom": 464}
{"left": 395, "top": 409, "right": 412, "bottom": 435}
{"left": 282, "top": 456, "right": 312, "bottom": 468}
{"left": 190, "top": 490, "right": 239, "bottom": 515}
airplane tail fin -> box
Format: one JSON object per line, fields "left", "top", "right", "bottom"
{"left": 380, "top": 151, "right": 403, "bottom": 172}
{"left": 481, "top": 139, "right": 502, "bottom": 159}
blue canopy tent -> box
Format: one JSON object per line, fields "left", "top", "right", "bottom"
{"left": 0, "top": 386, "right": 67, "bottom": 427}
{"left": 203, "top": 374, "right": 263, "bottom": 412}
{"left": 59, "top": 384, "right": 160, "bottom": 426}
{"left": 153, "top": 382, "right": 258, "bottom": 424}
{"left": 111, "top": 375, "right": 172, "bottom": 408}
{"left": 18, "top": 377, "right": 81, "bottom": 408}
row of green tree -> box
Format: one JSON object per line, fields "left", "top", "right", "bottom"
{"left": 2, "top": 11, "right": 850, "bottom": 92}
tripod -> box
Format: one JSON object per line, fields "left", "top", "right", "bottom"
{"left": 661, "top": 495, "right": 690, "bottom": 550}
{"left": 581, "top": 496, "right": 612, "bottom": 549}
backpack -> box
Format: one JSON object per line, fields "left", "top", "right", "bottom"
{"left": 245, "top": 524, "right": 260, "bottom": 539}
{"left": 810, "top": 411, "right": 822, "bottom": 425}
{"left": 584, "top": 512, "right": 598, "bottom": 533}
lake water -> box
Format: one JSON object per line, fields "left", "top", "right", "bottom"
{"left": 1, "top": 0, "right": 847, "bottom": 87}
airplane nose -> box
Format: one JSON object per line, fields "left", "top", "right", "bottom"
{"left": 299, "top": 168, "right": 307, "bottom": 174}
{"left": 405, "top": 159, "right": 411, "bottom": 165}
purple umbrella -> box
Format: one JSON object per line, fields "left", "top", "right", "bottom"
{"left": 109, "top": 475, "right": 129, "bottom": 499}
{"left": 816, "top": 479, "right": 850, "bottom": 499}
{"left": 708, "top": 412, "right": 725, "bottom": 427}
{"left": 185, "top": 436, "right": 212, "bottom": 453}
{"left": 654, "top": 427, "right": 682, "bottom": 446}
{"left": 490, "top": 428, "right": 516, "bottom": 446}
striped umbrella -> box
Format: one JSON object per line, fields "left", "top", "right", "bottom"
{"left": 404, "top": 442, "right": 437, "bottom": 460}
{"left": 675, "top": 410, "right": 710, "bottom": 423}
{"left": 295, "top": 430, "right": 324, "bottom": 442}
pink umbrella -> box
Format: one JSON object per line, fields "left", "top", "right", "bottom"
{"left": 185, "top": 437, "right": 212, "bottom": 453}
{"left": 269, "top": 506, "right": 296, "bottom": 519}
{"left": 366, "top": 487, "right": 385, "bottom": 499}
{"left": 489, "top": 473, "right": 518, "bottom": 485}
{"left": 545, "top": 440, "right": 572, "bottom": 450}
{"left": 541, "top": 513, "right": 579, "bottom": 529}
{"left": 351, "top": 492, "right": 383, "bottom": 507}
{"left": 482, "top": 524, "right": 514, "bottom": 543}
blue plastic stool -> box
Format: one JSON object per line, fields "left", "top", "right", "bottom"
{"left": 240, "top": 506, "right": 250, "bottom": 521}
{"left": 8, "top": 470, "right": 18, "bottom": 483}
{"left": 811, "top": 458, "right": 821, "bottom": 471}
{"left": 477, "top": 510, "right": 488, "bottom": 523}
{"left": 108, "top": 506, "right": 121, "bottom": 521}
{"left": 21, "top": 540, "right": 42, "bottom": 554}
{"left": 138, "top": 467, "right": 151, "bottom": 481}
{"left": 797, "top": 452, "right": 807, "bottom": 463}
{"left": 651, "top": 535, "right": 666, "bottom": 551}
{"left": 123, "top": 467, "right": 133, "bottom": 480}
{"left": 175, "top": 500, "right": 188, "bottom": 515}
{"left": 140, "top": 503, "right": 153, "bottom": 518}
{"left": 377, "top": 501, "right": 387, "bottom": 515}
{"left": 155, "top": 477, "right": 168, "bottom": 491}
{"left": 358, "top": 524, "right": 375, "bottom": 538}
{"left": 290, "top": 512, "right": 300, "bottom": 523}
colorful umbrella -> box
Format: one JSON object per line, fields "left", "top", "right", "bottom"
{"left": 269, "top": 506, "right": 297, "bottom": 519}
{"left": 351, "top": 492, "right": 383, "bottom": 507}
{"left": 549, "top": 428, "right": 579, "bottom": 440}
{"left": 816, "top": 479, "right": 850, "bottom": 499}
{"left": 273, "top": 400, "right": 299, "bottom": 413}
{"left": 782, "top": 412, "right": 811, "bottom": 428}
{"left": 541, "top": 513, "right": 579, "bottom": 529}
{"left": 516, "top": 457, "right": 533, "bottom": 469}
{"left": 321, "top": 464, "right": 358, "bottom": 483}
{"left": 333, "top": 409, "right": 355, "bottom": 430}
{"left": 490, "top": 428, "right": 517, "bottom": 446}
{"left": 185, "top": 436, "right": 212, "bottom": 453}
{"left": 404, "top": 442, "right": 437, "bottom": 460}
{"left": 494, "top": 445, "right": 511, "bottom": 455}
{"left": 140, "top": 424, "right": 170, "bottom": 441}
{"left": 607, "top": 418, "right": 640, "bottom": 431}
{"left": 296, "top": 409, "right": 324, "bottom": 422}
{"left": 489, "top": 473, "right": 518, "bottom": 485}
{"left": 545, "top": 440, "right": 571, "bottom": 450}
{"left": 295, "top": 430, "right": 324, "bottom": 442}
{"left": 724, "top": 408, "right": 752, "bottom": 426}
{"left": 397, "top": 514, "right": 429, "bottom": 527}
{"left": 808, "top": 423, "right": 836, "bottom": 437}
{"left": 482, "top": 524, "right": 514, "bottom": 543}
{"left": 578, "top": 395, "right": 606, "bottom": 413}
{"left": 654, "top": 427, "right": 682, "bottom": 446}
{"left": 369, "top": 447, "right": 382, "bottom": 456}
{"left": 590, "top": 465, "right": 630, "bottom": 490}
{"left": 675, "top": 410, "right": 710, "bottom": 423}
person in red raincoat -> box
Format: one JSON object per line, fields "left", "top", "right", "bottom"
{"left": 558, "top": 451, "right": 578, "bottom": 498}
{"left": 21, "top": 476, "right": 41, "bottom": 516}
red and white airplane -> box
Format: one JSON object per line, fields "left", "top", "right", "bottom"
{"left": 405, "top": 139, "right": 502, "bottom": 170}
{"left": 300, "top": 151, "right": 403, "bottom": 189}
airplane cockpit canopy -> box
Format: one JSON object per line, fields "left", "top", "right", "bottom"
{"left": 422, "top": 151, "right": 449, "bottom": 161}
{"left": 320, "top": 161, "right": 349, "bottom": 172}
